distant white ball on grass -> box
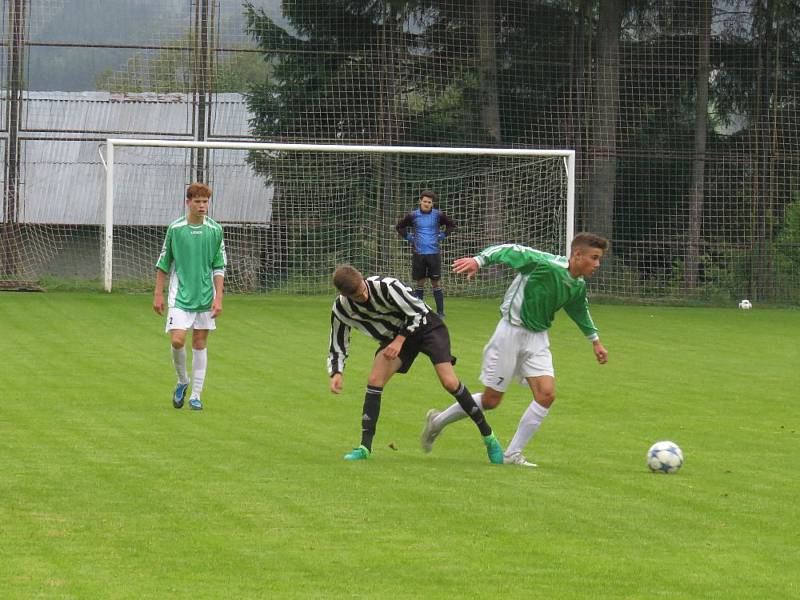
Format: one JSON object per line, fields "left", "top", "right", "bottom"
{"left": 646, "top": 441, "right": 684, "bottom": 474}
{"left": 738, "top": 299, "right": 752, "bottom": 309}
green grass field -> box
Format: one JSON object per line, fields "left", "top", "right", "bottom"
{"left": 0, "top": 292, "right": 797, "bottom": 599}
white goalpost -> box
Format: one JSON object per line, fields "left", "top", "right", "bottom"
{"left": 102, "top": 138, "right": 575, "bottom": 294}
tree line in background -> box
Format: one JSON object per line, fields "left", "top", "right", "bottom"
{"left": 241, "top": 0, "right": 800, "bottom": 303}
{"left": 59, "top": 0, "right": 799, "bottom": 301}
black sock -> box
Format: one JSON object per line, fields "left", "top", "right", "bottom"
{"left": 433, "top": 288, "right": 444, "bottom": 314}
{"left": 415, "top": 287, "right": 424, "bottom": 300}
{"left": 452, "top": 382, "right": 492, "bottom": 437}
{"left": 360, "top": 385, "right": 383, "bottom": 451}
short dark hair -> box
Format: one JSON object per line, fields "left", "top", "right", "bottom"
{"left": 419, "top": 190, "right": 437, "bottom": 202}
{"left": 571, "top": 232, "right": 609, "bottom": 253}
{"left": 332, "top": 265, "right": 363, "bottom": 295}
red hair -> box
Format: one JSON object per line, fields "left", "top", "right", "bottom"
{"left": 186, "top": 182, "right": 212, "bottom": 199}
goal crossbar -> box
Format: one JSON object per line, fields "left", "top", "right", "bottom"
{"left": 103, "top": 138, "right": 575, "bottom": 292}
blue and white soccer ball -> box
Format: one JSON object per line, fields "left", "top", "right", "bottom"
{"left": 646, "top": 441, "right": 684, "bottom": 474}
{"left": 738, "top": 299, "right": 752, "bottom": 310}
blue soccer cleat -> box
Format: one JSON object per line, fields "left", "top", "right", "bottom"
{"left": 343, "top": 445, "right": 370, "bottom": 461}
{"left": 483, "top": 433, "right": 504, "bottom": 465}
{"left": 172, "top": 382, "right": 189, "bottom": 409}
{"left": 189, "top": 397, "right": 203, "bottom": 411}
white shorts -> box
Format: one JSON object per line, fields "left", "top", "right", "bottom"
{"left": 165, "top": 307, "right": 217, "bottom": 333}
{"left": 479, "top": 319, "right": 554, "bottom": 392}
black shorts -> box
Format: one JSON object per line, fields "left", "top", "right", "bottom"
{"left": 411, "top": 253, "right": 442, "bottom": 281}
{"left": 377, "top": 312, "right": 455, "bottom": 374}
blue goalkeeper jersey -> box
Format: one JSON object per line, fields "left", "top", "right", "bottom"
{"left": 395, "top": 208, "right": 456, "bottom": 254}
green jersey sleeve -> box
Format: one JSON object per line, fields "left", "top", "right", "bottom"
{"left": 563, "top": 293, "right": 600, "bottom": 341}
{"left": 475, "top": 244, "right": 558, "bottom": 272}
{"left": 155, "top": 226, "right": 174, "bottom": 273}
{"left": 211, "top": 229, "right": 227, "bottom": 276}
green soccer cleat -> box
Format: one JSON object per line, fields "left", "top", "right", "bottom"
{"left": 343, "top": 445, "right": 370, "bottom": 461}
{"left": 483, "top": 433, "right": 504, "bottom": 465}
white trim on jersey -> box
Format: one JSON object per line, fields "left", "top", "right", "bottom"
{"left": 500, "top": 273, "right": 530, "bottom": 327}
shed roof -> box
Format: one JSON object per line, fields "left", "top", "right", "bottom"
{"left": 5, "top": 92, "right": 271, "bottom": 225}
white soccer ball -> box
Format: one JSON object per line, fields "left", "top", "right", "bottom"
{"left": 738, "top": 299, "right": 752, "bottom": 309}
{"left": 646, "top": 441, "right": 684, "bottom": 474}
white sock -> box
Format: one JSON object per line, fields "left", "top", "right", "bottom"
{"left": 505, "top": 400, "right": 549, "bottom": 456}
{"left": 434, "top": 393, "right": 484, "bottom": 429}
{"left": 190, "top": 348, "right": 207, "bottom": 398}
{"left": 172, "top": 346, "right": 189, "bottom": 384}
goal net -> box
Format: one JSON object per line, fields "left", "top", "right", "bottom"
{"left": 98, "top": 140, "right": 574, "bottom": 296}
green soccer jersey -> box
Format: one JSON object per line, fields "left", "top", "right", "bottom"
{"left": 155, "top": 216, "right": 226, "bottom": 312}
{"left": 475, "top": 243, "right": 599, "bottom": 340}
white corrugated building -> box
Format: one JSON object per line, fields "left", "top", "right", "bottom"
{"left": 4, "top": 91, "right": 272, "bottom": 226}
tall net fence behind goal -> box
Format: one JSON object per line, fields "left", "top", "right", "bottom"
{"left": 103, "top": 140, "right": 572, "bottom": 296}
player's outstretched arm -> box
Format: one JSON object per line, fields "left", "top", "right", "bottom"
{"left": 593, "top": 340, "right": 608, "bottom": 364}
{"left": 452, "top": 257, "right": 480, "bottom": 279}
{"left": 330, "top": 373, "right": 343, "bottom": 394}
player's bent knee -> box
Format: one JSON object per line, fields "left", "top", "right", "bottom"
{"left": 367, "top": 374, "right": 389, "bottom": 387}
{"left": 483, "top": 398, "right": 502, "bottom": 410}
{"left": 440, "top": 377, "right": 459, "bottom": 394}
{"left": 481, "top": 390, "right": 503, "bottom": 410}
{"left": 536, "top": 391, "right": 556, "bottom": 408}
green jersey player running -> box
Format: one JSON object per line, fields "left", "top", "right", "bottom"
{"left": 421, "top": 233, "right": 609, "bottom": 466}
{"left": 153, "top": 182, "right": 227, "bottom": 411}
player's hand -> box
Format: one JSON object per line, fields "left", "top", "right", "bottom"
{"left": 153, "top": 295, "right": 164, "bottom": 315}
{"left": 211, "top": 299, "right": 223, "bottom": 318}
{"left": 330, "top": 373, "right": 343, "bottom": 394}
{"left": 452, "top": 257, "right": 480, "bottom": 279}
{"left": 593, "top": 341, "right": 608, "bottom": 364}
{"left": 382, "top": 339, "right": 403, "bottom": 361}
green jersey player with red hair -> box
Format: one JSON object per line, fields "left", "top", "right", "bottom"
{"left": 153, "top": 182, "right": 227, "bottom": 411}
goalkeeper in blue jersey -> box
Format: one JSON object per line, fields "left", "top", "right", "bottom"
{"left": 395, "top": 190, "right": 456, "bottom": 317}
{"left": 421, "top": 233, "right": 609, "bottom": 467}
{"left": 153, "top": 182, "right": 227, "bottom": 411}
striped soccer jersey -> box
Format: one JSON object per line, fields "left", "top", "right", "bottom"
{"left": 327, "top": 275, "right": 429, "bottom": 376}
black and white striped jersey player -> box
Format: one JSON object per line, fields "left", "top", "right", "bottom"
{"left": 327, "top": 265, "right": 504, "bottom": 463}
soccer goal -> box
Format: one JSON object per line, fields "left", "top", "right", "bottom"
{"left": 103, "top": 138, "right": 575, "bottom": 295}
